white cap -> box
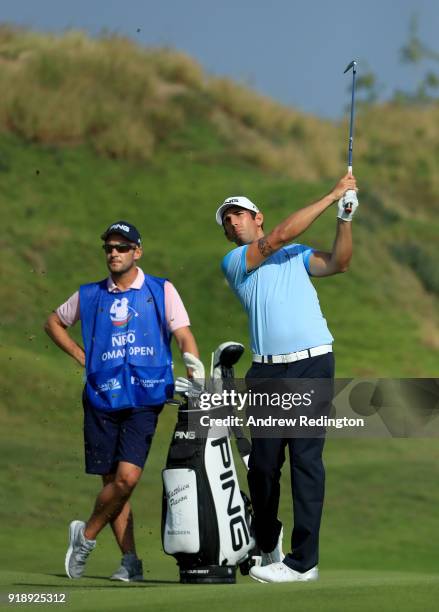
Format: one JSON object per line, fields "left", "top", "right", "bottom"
{"left": 215, "top": 196, "right": 260, "bottom": 225}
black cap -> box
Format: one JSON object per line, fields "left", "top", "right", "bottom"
{"left": 101, "top": 221, "right": 141, "bottom": 245}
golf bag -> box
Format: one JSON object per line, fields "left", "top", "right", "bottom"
{"left": 161, "top": 342, "right": 258, "bottom": 584}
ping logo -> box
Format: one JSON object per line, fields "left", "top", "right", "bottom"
{"left": 211, "top": 437, "right": 250, "bottom": 551}
{"left": 174, "top": 431, "right": 196, "bottom": 440}
{"left": 110, "top": 223, "right": 129, "bottom": 232}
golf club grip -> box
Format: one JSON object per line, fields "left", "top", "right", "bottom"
{"left": 345, "top": 166, "right": 353, "bottom": 212}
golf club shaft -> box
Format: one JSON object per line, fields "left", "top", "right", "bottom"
{"left": 347, "top": 65, "right": 357, "bottom": 174}
{"left": 345, "top": 61, "right": 357, "bottom": 213}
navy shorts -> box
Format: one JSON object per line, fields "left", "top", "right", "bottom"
{"left": 83, "top": 394, "right": 164, "bottom": 475}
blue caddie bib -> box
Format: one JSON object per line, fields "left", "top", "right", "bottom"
{"left": 79, "top": 274, "right": 174, "bottom": 410}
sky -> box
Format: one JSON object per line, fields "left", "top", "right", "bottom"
{"left": 1, "top": 0, "right": 439, "bottom": 118}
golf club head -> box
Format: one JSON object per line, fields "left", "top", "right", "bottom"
{"left": 211, "top": 341, "right": 245, "bottom": 381}
{"left": 344, "top": 60, "right": 357, "bottom": 74}
{"left": 217, "top": 343, "right": 245, "bottom": 369}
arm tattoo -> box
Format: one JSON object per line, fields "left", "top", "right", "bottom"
{"left": 257, "top": 237, "right": 275, "bottom": 258}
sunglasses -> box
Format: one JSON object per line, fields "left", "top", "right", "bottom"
{"left": 102, "top": 242, "right": 137, "bottom": 254}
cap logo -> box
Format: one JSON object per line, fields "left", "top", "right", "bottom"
{"left": 110, "top": 223, "right": 130, "bottom": 232}
{"left": 225, "top": 198, "right": 239, "bottom": 205}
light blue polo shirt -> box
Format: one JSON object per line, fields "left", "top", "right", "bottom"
{"left": 221, "top": 244, "right": 334, "bottom": 355}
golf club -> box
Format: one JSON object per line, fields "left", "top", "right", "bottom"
{"left": 343, "top": 60, "right": 357, "bottom": 213}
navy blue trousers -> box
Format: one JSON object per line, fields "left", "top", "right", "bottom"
{"left": 245, "top": 353, "right": 334, "bottom": 572}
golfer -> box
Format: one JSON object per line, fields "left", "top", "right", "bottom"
{"left": 45, "top": 221, "right": 199, "bottom": 581}
{"left": 216, "top": 174, "right": 358, "bottom": 583}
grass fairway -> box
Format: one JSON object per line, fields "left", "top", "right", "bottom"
{"left": 1, "top": 570, "right": 439, "bottom": 611}
{"left": 2, "top": 400, "right": 439, "bottom": 611}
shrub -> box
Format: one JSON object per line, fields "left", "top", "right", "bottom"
{"left": 391, "top": 243, "right": 439, "bottom": 295}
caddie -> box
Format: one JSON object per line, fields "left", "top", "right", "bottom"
{"left": 45, "top": 220, "right": 199, "bottom": 581}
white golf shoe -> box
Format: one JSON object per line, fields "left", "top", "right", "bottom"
{"left": 261, "top": 527, "right": 284, "bottom": 566}
{"left": 250, "top": 562, "right": 318, "bottom": 583}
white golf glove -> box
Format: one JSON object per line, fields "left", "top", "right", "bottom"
{"left": 337, "top": 189, "right": 359, "bottom": 221}
{"left": 182, "top": 352, "right": 205, "bottom": 383}
{"left": 174, "top": 352, "right": 206, "bottom": 398}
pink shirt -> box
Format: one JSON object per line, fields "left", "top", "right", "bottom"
{"left": 56, "top": 268, "right": 190, "bottom": 333}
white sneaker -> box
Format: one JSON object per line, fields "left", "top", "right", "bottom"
{"left": 65, "top": 520, "right": 96, "bottom": 579}
{"left": 261, "top": 527, "right": 284, "bottom": 566}
{"left": 110, "top": 554, "right": 144, "bottom": 582}
{"left": 250, "top": 562, "right": 318, "bottom": 583}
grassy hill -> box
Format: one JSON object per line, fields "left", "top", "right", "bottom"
{"left": 0, "top": 25, "right": 437, "bottom": 375}
{"left": 0, "top": 26, "right": 438, "bottom": 611}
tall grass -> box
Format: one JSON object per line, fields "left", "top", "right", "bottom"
{"left": 391, "top": 243, "right": 439, "bottom": 296}
{"left": 0, "top": 25, "right": 351, "bottom": 180}
{"left": 356, "top": 103, "right": 439, "bottom": 206}
{"left": 0, "top": 27, "right": 198, "bottom": 160}
{"left": 0, "top": 25, "right": 439, "bottom": 204}
{"left": 210, "top": 79, "right": 343, "bottom": 180}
